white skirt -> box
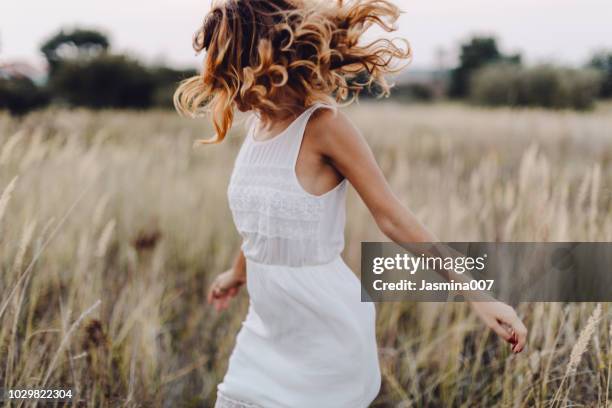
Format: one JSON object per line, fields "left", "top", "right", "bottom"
{"left": 216, "top": 256, "right": 381, "bottom": 408}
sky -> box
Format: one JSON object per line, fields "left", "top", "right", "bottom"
{"left": 2, "top": 0, "right": 612, "bottom": 71}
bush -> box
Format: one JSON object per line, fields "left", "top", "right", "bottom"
{"left": 468, "top": 64, "right": 522, "bottom": 106}
{"left": 391, "top": 83, "right": 436, "bottom": 102}
{"left": 149, "top": 67, "right": 197, "bottom": 108}
{"left": 589, "top": 51, "right": 612, "bottom": 98}
{"left": 449, "top": 36, "right": 521, "bottom": 98}
{"left": 470, "top": 64, "right": 602, "bottom": 110}
{"left": 49, "top": 55, "right": 156, "bottom": 109}
{"left": 0, "top": 77, "right": 50, "bottom": 115}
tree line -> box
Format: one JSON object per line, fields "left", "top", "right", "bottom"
{"left": 390, "top": 36, "right": 610, "bottom": 109}
{"left": 0, "top": 29, "right": 196, "bottom": 115}
{"left": 1, "top": 28, "right": 611, "bottom": 115}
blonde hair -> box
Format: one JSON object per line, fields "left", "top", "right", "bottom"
{"left": 174, "top": 0, "right": 411, "bottom": 143}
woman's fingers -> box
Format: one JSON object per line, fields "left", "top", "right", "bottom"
{"left": 498, "top": 311, "right": 528, "bottom": 353}
{"left": 509, "top": 316, "right": 528, "bottom": 353}
{"left": 489, "top": 319, "right": 513, "bottom": 342}
{"left": 211, "top": 290, "right": 235, "bottom": 312}
{"left": 207, "top": 275, "right": 245, "bottom": 312}
{"left": 206, "top": 285, "right": 215, "bottom": 304}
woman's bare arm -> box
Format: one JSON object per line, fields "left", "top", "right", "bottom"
{"left": 314, "top": 111, "right": 434, "bottom": 243}
{"left": 310, "top": 109, "right": 527, "bottom": 353}
{"left": 232, "top": 250, "right": 247, "bottom": 280}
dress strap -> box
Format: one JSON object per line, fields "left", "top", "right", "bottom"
{"left": 288, "top": 102, "right": 336, "bottom": 167}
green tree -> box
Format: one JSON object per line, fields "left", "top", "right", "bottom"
{"left": 450, "top": 36, "right": 521, "bottom": 98}
{"left": 41, "top": 28, "right": 110, "bottom": 73}
{"left": 49, "top": 55, "right": 155, "bottom": 109}
{"left": 589, "top": 51, "right": 612, "bottom": 98}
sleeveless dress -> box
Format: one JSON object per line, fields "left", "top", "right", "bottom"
{"left": 215, "top": 103, "right": 381, "bottom": 408}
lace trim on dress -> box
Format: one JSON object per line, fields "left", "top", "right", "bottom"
{"left": 214, "top": 392, "right": 263, "bottom": 408}
{"left": 229, "top": 187, "right": 322, "bottom": 220}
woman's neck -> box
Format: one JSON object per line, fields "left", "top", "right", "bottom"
{"left": 256, "top": 87, "right": 307, "bottom": 128}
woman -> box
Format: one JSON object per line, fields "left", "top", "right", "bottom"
{"left": 174, "top": 1, "right": 528, "bottom": 407}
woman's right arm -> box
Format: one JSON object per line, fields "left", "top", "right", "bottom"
{"left": 207, "top": 249, "right": 247, "bottom": 312}
{"left": 311, "top": 109, "right": 527, "bottom": 353}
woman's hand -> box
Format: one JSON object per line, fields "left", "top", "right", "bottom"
{"left": 469, "top": 300, "right": 528, "bottom": 353}
{"left": 207, "top": 269, "right": 246, "bottom": 312}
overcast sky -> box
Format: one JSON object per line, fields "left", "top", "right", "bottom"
{"left": 2, "top": 0, "right": 611, "bottom": 71}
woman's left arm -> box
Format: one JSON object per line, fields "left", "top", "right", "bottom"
{"left": 312, "top": 109, "right": 527, "bottom": 353}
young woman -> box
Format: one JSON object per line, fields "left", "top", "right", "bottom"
{"left": 175, "top": 1, "right": 528, "bottom": 407}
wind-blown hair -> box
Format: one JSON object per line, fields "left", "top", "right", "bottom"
{"left": 174, "top": 0, "right": 411, "bottom": 143}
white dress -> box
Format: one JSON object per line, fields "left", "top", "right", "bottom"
{"left": 216, "top": 103, "right": 381, "bottom": 408}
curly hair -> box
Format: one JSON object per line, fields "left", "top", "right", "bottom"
{"left": 174, "top": 0, "right": 411, "bottom": 143}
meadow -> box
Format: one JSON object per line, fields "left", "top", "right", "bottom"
{"left": 1, "top": 102, "right": 611, "bottom": 407}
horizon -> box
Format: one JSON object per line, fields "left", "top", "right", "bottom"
{"left": 2, "top": 0, "right": 612, "bottom": 72}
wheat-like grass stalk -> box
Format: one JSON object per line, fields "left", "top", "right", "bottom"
{"left": 12, "top": 220, "right": 37, "bottom": 274}
{"left": 0, "top": 176, "right": 18, "bottom": 224}
{"left": 5, "top": 221, "right": 37, "bottom": 391}
{"left": 588, "top": 164, "right": 601, "bottom": 238}
{"left": 606, "top": 322, "right": 612, "bottom": 406}
{"left": 42, "top": 299, "right": 101, "bottom": 387}
{"left": 0, "top": 184, "right": 91, "bottom": 320}
{"left": 552, "top": 303, "right": 602, "bottom": 407}
{"left": 96, "top": 218, "right": 116, "bottom": 257}
{"left": 0, "top": 130, "right": 24, "bottom": 165}
{"left": 566, "top": 304, "right": 602, "bottom": 377}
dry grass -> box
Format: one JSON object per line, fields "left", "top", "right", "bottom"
{"left": 0, "top": 102, "right": 611, "bottom": 407}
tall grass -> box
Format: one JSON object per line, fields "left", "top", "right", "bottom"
{"left": 0, "top": 103, "right": 611, "bottom": 407}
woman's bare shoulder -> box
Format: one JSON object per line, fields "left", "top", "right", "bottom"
{"left": 309, "top": 106, "right": 360, "bottom": 143}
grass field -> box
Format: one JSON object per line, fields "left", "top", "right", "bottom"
{"left": 1, "top": 102, "right": 611, "bottom": 407}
